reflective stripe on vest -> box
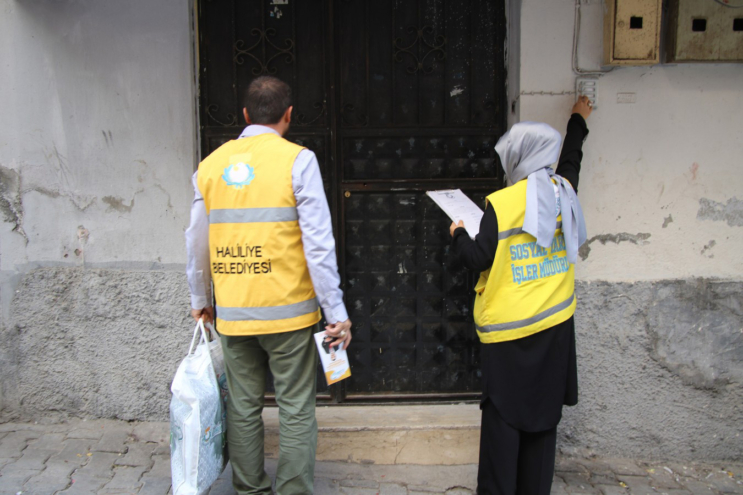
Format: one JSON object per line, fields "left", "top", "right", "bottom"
{"left": 209, "top": 207, "right": 298, "bottom": 224}
{"left": 476, "top": 293, "right": 574, "bottom": 333}
{"left": 217, "top": 297, "right": 319, "bottom": 322}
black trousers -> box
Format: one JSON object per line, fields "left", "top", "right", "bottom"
{"left": 477, "top": 399, "right": 557, "bottom": 495}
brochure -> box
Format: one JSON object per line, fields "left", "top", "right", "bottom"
{"left": 313, "top": 331, "right": 352, "bottom": 386}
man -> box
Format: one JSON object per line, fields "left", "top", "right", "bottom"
{"left": 185, "top": 76, "right": 351, "bottom": 495}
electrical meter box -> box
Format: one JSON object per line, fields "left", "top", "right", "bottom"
{"left": 603, "top": 0, "right": 663, "bottom": 65}
{"left": 667, "top": 0, "right": 743, "bottom": 62}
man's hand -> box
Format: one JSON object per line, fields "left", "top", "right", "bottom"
{"left": 325, "top": 319, "right": 352, "bottom": 350}
{"left": 450, "top": 220, "right": 465, "bottom": 237}
{"left": 191, "top": 307, "right": 214, "bottom": 325}
{"left": 572, "top": 95, "right": 593, "bottom": 120}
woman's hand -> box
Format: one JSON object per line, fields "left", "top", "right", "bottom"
{"left": 572, "top": 95, "right": 593, "bottom": 120}
{"left": 450, "top": 220, "right": 465, "bottom": 237}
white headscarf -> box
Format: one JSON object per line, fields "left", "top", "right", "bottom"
{"left": 495, "top": 122, "right": 587, "bottom": 264}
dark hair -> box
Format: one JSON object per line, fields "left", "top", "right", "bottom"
{"left": 243, "top": 76, "right": 292, "bottom": 125}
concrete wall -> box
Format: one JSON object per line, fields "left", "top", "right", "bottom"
{"left": 1, "top": 0, "right": 741, "bottom": 462}
{"left": 517, "top": 0, "right": 743, "bottom": 461}
{"left": 0, "top": 0, "right": 196, "bottom": 412}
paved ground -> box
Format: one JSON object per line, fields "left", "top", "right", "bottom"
{"left": 0, "top": 419, "right": 741, "bottom": 495}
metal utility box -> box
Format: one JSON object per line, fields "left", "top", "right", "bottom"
{"left": 667, "top": 0, "right": 743, "bottom": 62}
{"left": 604, "top": 0, "right": 663, "bottom": 65}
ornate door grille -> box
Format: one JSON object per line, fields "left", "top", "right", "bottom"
{"left": 198, "top": 0, "right": 507, "bottom": 401}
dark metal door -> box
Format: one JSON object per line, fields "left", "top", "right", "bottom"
{"left": 197, "top": 0, "right": 507, "bottom": 401}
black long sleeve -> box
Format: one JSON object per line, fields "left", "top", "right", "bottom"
{"left": 451, "top": 202, "right": 498, "bottom": 272}
{"left": 467, "top": 116, "right": 585, "bottom": 435}
{"left": 555, "top": 113, "right": 589, "bottom": 193}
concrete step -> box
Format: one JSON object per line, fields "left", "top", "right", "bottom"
{"left": 262, "top": 404, "right": 481, "bottom": 465}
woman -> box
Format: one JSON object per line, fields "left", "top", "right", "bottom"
{"left": 450, "top": 96, "right": 593, "bottom": 495}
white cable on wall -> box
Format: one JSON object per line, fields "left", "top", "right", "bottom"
{"left": 572, "top": 0, "right": 613, "bottom": 76}
{"left": 710, "top": 0, "right": 743, "bottom": 8}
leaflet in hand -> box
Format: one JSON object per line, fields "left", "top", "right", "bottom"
{"left": 426, "top": 189, "right": 483, "bottom": 239}
{"left": 313, "top": 331, "right": 352, "bottom": 386}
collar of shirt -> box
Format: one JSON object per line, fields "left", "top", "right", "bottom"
{"left": 238, "top": 124, "right": 281, "bottom": 139}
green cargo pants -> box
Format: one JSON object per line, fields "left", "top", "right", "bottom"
{"left": 221, "top": 324, "right": 319, "bottom": 495}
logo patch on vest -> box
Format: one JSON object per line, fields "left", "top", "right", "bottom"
{"left": 222, "top": 162, "right": 255, "bottom": 189}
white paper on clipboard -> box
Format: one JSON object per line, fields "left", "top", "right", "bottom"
{"left": 426, "top": 189, "right": 484, "bottom": 239}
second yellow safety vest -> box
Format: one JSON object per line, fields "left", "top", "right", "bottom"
{"left": 473, "top": 179, "right": 576, "bottom": 343}
{"left": 197, "top": 133, "right": 321, "bottom": 336}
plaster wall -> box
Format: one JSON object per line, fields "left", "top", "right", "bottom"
{"left": 0, "top": 0, "right": 195, "bottom": 410}
{"left": 0, "top": 0, "right": 195, "bottom": 277}
{"left": 518, "top": 0, "right": 743, "bottom": 282}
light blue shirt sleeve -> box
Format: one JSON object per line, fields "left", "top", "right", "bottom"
{"left": 293, "top": 149, "right": 349, "bottom": 324}
{"left": 185, "top": 171, "right": 212, "bottom": 309}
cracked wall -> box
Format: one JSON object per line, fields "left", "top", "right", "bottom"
{"left": 0, "top": 0, "right": 195, "bottom": 281}
{"left": 0, "top": 0, "right": 194, "bottom": 270}
{"left": 0, "top": 0, "right": 196, "bottom": 414}
{"left": 0, "top": 166, "right": 27, "bottom": 242}
{"left": 578, "top": 232, "right": 651, "bottom": 262}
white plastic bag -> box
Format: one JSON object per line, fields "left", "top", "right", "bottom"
{"left": 170, "top": 319, "right": 227, "bottom": 495}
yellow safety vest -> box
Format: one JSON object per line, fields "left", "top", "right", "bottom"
{"left": 473, "top": 179, "right": 576, "bottom": 343}
{"left": 197, "top": 133, "right": 321, "bottom": 336}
